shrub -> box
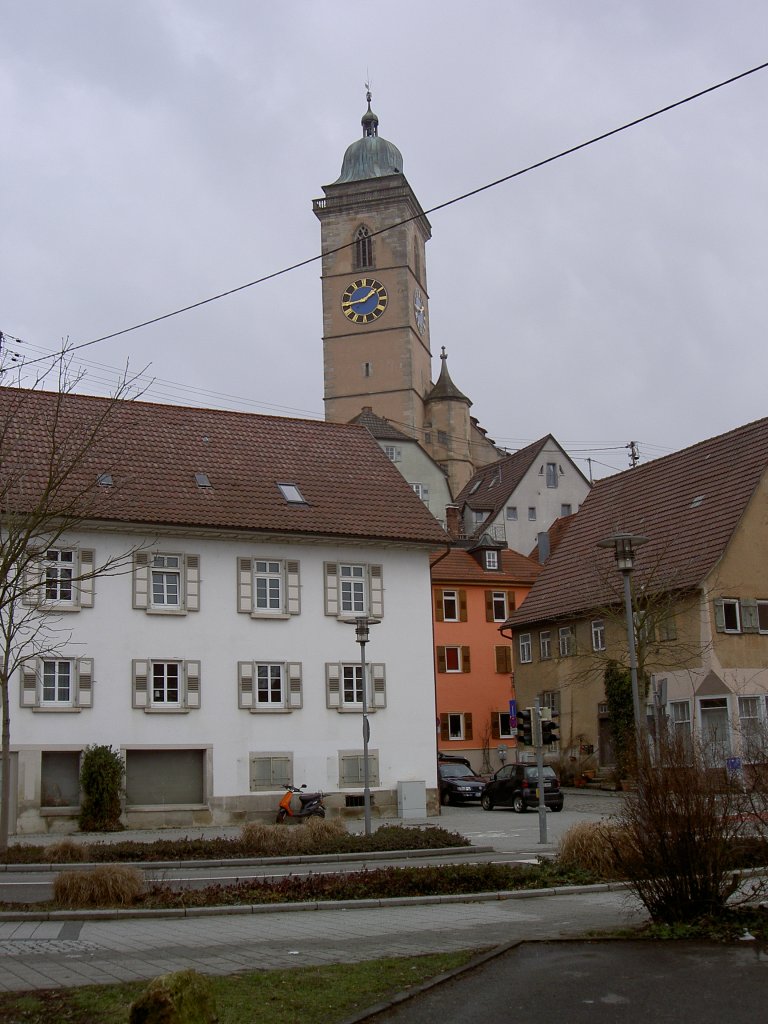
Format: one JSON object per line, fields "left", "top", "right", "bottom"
{"left": 613, "top": 732, "right": 757, "bottom": 923}
{"left": 53, "top": 865, "right": 144, "bottom": 908}
{"left": 79, "top": 744, "right": 124, "bottom": 832}
{"left": 43, "top": 839, "right": 91, "bottom": 864}
{"left": 557, "top": 821, "right": 630, "bottom": 880}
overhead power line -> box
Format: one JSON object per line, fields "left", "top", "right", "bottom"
{"left": 9, "top": 58, "right": 768, "bottom": 370}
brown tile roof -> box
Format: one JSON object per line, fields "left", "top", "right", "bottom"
{"left": 507, "top": 417, "right": 768, "bottom": 627}
{"left": 455, "top": 437, "right": 548, "bottom": 518}
{"left": 528, "top": 513, "right": 575, "bottom": 561}
{"left": 349, "top": 407, "right": 411, "bottom": 442}
{"left": 430, "top": 547, "right": 542, "bottom": 585}
{"left": 0, "top": 388, "right": 449, "bottom": 545}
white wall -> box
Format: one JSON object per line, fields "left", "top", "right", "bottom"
{"left": 12, "top": 527, "right": 439, "bottom": 831}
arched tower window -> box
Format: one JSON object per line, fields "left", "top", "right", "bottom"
{"left": 354, "top": 225, "right": 374, "bottom": 270}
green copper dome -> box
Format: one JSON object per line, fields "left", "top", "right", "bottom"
{"left": 333, "top": 92, "right": 404, "bottom": 184}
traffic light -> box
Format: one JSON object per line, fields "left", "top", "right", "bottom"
{"left": 516, "top": 707, "right": 533, "bottom": 746}
{"left": 541, "top": 712, "right": 560, "bottom": 745}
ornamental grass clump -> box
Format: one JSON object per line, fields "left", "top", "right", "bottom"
{"left": 43, "top": 839, "right": 91, "bottom": 864}
{"left": 557, "top": 821, "right": 631, "bottom": 880}
{"left": 53, "top": 865, "right": 144, "bottom": 908}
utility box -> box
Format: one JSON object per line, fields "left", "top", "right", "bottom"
{"left": 397, "top": 780, "right": 427, "bottom": 819}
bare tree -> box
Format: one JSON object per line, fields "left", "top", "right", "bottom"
{"left": 0, "top": 352, "right": 142, "bottom": 851}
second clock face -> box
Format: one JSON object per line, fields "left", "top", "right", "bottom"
{"left": 341, "top": 278, "right": 389, "bottom": 325}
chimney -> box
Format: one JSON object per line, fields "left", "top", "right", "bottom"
{"left": 445, "top": 504, "right": 461, "bottom": 540}
{"left": 537, "top": 530, "right": 550, "bottom": 564}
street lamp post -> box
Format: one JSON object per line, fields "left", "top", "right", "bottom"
{"left": 597, "top": 532, "right": 649, "bottom": 759}
{"left": 351, "top": 616, "right": 379, "bottom": 836}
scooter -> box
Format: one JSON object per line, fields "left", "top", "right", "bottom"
{"left": 275, "top": 784, "right": 326, "bottom": 823}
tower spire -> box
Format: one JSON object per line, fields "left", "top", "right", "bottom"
{"left": 361, "top": 81, "right": 379, "bottom": 138}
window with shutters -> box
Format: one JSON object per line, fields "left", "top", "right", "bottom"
{"left": 495, "top": 645, "right": 513, "bottom": 673}
{"left": 714, "top": 598, "right": 741, "bottom": 634}
{"left": 758, "top": 601, "right": 768, "bottom": 633}
{"left": 518, "top": 634, "right": 532, "bottom": 664}
{"left": 24, "top": 547, "right": 95, "bottom": 611}
{"left": 339, "top": 750, "right": 380, "bottom": 787}
{"left": 326, "top": 662, "right": 386, "bottom": 711}
{"left": 324, "top": 562, "right": 384, "bottom": 620}
{"left": 440, "top": 712, "right": 472, "bottom": 741}
{"left": 132, "top": 659, "right": 201, "bottom": 713}
{"left": 237, "top": 557, "right": 301, "bottom": 617}
{"left": 239, "top": 661, "right": 302, "bottom": 712}
{"left": 437, "top": 645, "right": 470, "bottom": 673}
{"left": 442, "top": 590, "right": 460, "bottom": 621}
{"left": 133, "top": 552, "right": 200, "bottom": 615}
{"left": 20, "top": 657, "right": 94, "bottom": 711}
{"left": 489, "top": 591, "right": 507, "bottom": 622}
{"left": 249, "top": 753, "right": 293, "bottom": 790}
{"left": 539, "top": 631, "right": 552, "bottom": 661}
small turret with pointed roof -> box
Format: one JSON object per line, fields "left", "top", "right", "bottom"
{"left": 426, "top": 348, "right": 471, "bottom": 405}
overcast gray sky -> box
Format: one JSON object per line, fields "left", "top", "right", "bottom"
{"left": 2, "top": 1, "right": 767, "bottom": 479}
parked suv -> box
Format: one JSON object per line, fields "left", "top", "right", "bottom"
{"left": 438, "top": 761, "right": 487, "bottom": 805}
{"left": 481, "top": 764, "right": 563, "bottom": 813}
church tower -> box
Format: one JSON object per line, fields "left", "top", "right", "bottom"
{"left": 314, "top": 93, "right": 433, "bottom": 437}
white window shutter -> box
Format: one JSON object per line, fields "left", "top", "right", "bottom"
{"left": 133, "top": 554, "right": 150, "bottom": 609}
{"left": 326, "top": 662, "right": 341, "bottom": 708}
{"left": 237, "top": 557, "right": 253, "bottom": 614}
{"left": 77, "top": 658, "right": 94, "bottom": 708}
{"left": 238, "top": 661, "right": 254, "bottom": 709}
{"left": 287, "top": 662, "right": 303, "bottom": 708}
{"left": 21, "top": 554, "right": 42, "bottom": 606}
{"left": 286, "top": 560, "right": 301, "bottom": 615}
{"left": 369, "top": 565, "right": 384, "bottom": 619}
{"left": 371, "top": 662, "right": 386, "bottom": 708}
{"left": 324, "top": 563, "right": 339, "bottom": 616}
{"left": 78, "top": 549, "right": 95, "bottom": 608}
{"left": 20, "top": 661, "right": 38, "bottom": 707}
{"left": 132, "top": 659, "right": 149, "bottom": 708}
{"left": 185, "top": 661, "right": 201, "bottom": 709}
{"left": 185, "top": 555, "right": 200, "bottom": 612}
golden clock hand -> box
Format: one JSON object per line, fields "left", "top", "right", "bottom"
{"left": 348, "top": 288, "right": 376, "bottom": 307}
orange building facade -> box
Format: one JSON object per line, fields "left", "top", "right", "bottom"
{"left": 431, "top": 543, "right": 541, "bottom": 774}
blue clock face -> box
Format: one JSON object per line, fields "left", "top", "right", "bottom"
{"left": 342, "top": 278, "right": 388, "bottom": 324}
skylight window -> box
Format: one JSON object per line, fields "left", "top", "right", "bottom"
{"left": 691, "top": 495, "right": 705, "bottom": 508}
{"left": 469, "top": 480, "right": 482, "bottom": 495}
{"left": 278, "top": 482, "right": 306, "bottom": 504}
{"left": 97, "top": 473, "right": 113, "bottom": 487}
{"left": 195, "top": 472, "right": 212, "bottom": 488}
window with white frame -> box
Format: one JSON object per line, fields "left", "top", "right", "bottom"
{"left": 134, "top": 552, "right": 199, "bottom": 614}
{"left": 324, "top": 562, "right": 383, "bottom": 620}
{"left": 472, "top": 510, "right": 487, "bottom": 526}
{"left": 495, "top": 711, "right": 514, "bottom": 738}
{"left": 238, "top": 557, "right": 300, "bottom": 617}
{"left": 528, "top": 507, "right": 536, "bottom": 521}
{"left": 490, "top": 591, "right": 507, "bottom": 621}
{"left": 559, "top": 626, "right": 576, "bottom": 657}
{"left": 42, "top": 660, "right": 73, "bottom": 705}
{"left": 669, "top": 700, "right": 692, "bottom": 743}
{"left": 484, "top": 550, "right": 499, "bottom": 570}
{"left": 506, "top": 506, "right": 518, "bottom": 521}
{"left": 21, "top": 657, "right": 93, "bottom": 711}
{"left": 411, "top": 482, "right": 430, "bottom": 503}
{"left": 518, "top": 633, "right": 532, "bottom": 664}
{"left": 339, "top": 750, "right": 380, "bottom": 787}
{"left": 44, "top": 548, "right": 74, "bottom": 602}
{"left": 383, "top": 445, "right": 401, "bottom": 462}
{"left": 151, "top": 554, "right": 182, "bottom": 609}
{"left": 342, "top": 665, "right": 364, "bottom": 706}
{"left": 132, "top": 659, "right": 201, "bottom": 712}
{"left": 249, "top": 753, "right": 292, "bottom": 790}
{"left": 591, "top": 619, "right": 606, "bottom": 652}
{"left": 545, "top": 462, "right": 558, "bottom": 488}
{"left": 738, "top": 696, "right": 762, "bottom": 752}
{"left": 442, "top": 590, "right": 460, "bottom": 621}
{"left": 438, "top": 646, "right": 469, "bottom": 673}
{"left": 238, "top": 662, "right": 302, "bottom": 712}
{"left": 539, "top": 631, "right": 552, "bottom": 660}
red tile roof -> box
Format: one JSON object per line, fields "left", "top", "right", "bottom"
{"left": 508, "top": 417, "right": 768, "bottom": 627}
{"left": 0, "top": 388, "right": 449, "bottom": 545}
{"left": 430, "top": 547, "right": 542, "bottom": 585}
